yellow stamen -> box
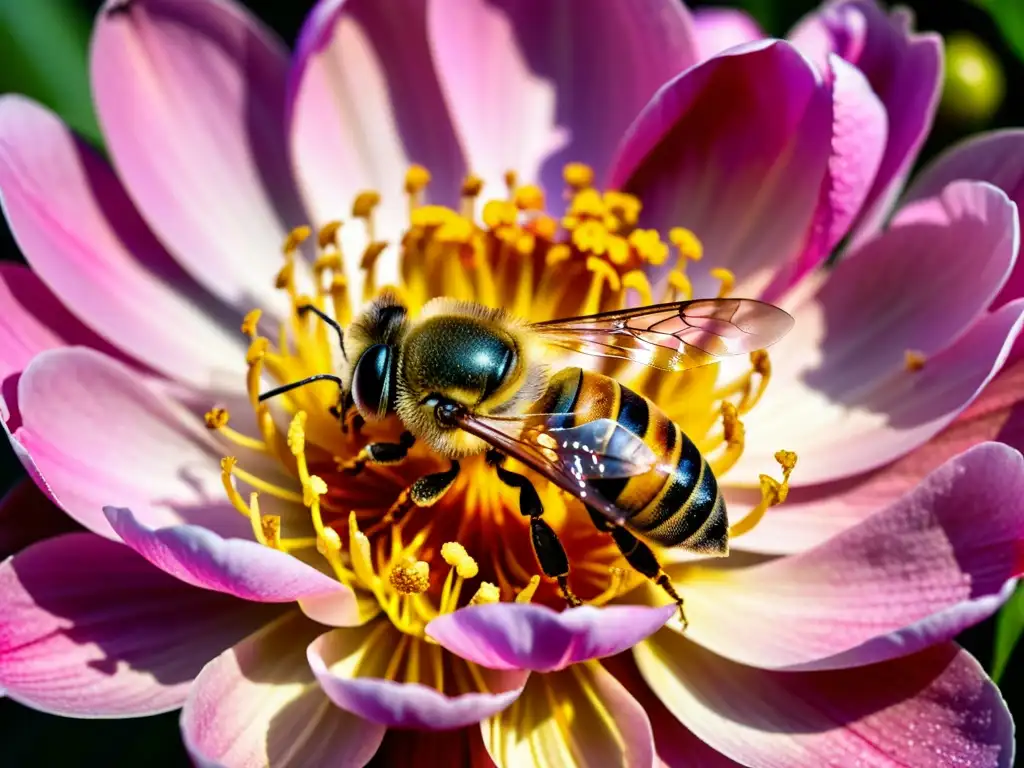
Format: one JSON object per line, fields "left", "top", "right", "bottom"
{"left": 220, "top": 457, "right": 254, "bottom": 519}
{"left": 440, "top": 541, "right": 479, "bottom": 579}
{"left": 669, "top": 226, "right": 703, "bottom": 262}
{"left": 241, "top": 309, "right": 262, "bottom": 338}
{"left": 204, "top": 408, "right": 268, "bottom": 452}
{"left": 590, "top": 567, "right": 626, "bottom": 606}
{"left": 283, "top": 225, "right": 312, "bottom": 254}
{"left": 622, "top": 270, "right": 654, "bottom": 307}
{"left": 628, "top": 229, "right": 668, "bottom": 265}
{"left": 582, "top": 256, "right": 622, "bottom": 315}
{"left": 482, "top": 200, "right": 517, "bottom": 231}
{"left": 405, "top": 165, "right": 432, "bottom": 196}
{"left": 667, "top": 270, "right": 692, "bottom": 301}
{"left": 513, "top": 184, "right": 545, "bottom": 211}
{"left": 390, "top": 560, "right": 431, "bottom": 595}
{"left": 360, "top": 241, "right": 390, "bottom": 301}
{"left": 503, "top": 170, "right": 518, "bottom": 197}
{"left": 905, "top": 350, "right": 927, "bottom": 372}
{"left": 711, "top": 267, "right": 735, "bottom": 298}
{"left": 461, "top": 174, "right": 484, "bottom": 199}
{"left": 709, "top": 401, "right": 745, "bottom": 477}
{"left": 729, "top": 450, "right": 798, "bottom": 538}
{"left": 318, "top": 220, "right": 342, "bottom": 249}
{"left": 515, "top": 575, "right": 541, "bottom": 603}
{"left": 563, "top": 162, "right": 594, "bottom": 191}
{"left": 605, "top": 191, "right": 642, "bottom": 230}
{"left": 469, "top": 582, "right": 501, "bottom": 606}
{"left": 740, "top": 350, "right": 772, "bottom": 413}
{"left": 352, "top": 191, "right": 381, "bottom": 219}
{"left": 204, "top": 407, "right": 229, "bottom": 429}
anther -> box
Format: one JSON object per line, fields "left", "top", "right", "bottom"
{"left": 352, "top": 191, "right": 381, "bottom": 218}
{"left": 246, "top": 337, "right": 269, "bottom": 365}
{"left": 275, "top": 262, "right": 294, "bottom": 290}
{"left": 469, "top": 582, "right": 501, "bottom": 606}
{"left": 530, "top": 215, "right": 558, "bottom": 241}
{"left": 622, "top": 271, "right": 654, "bottom": 307}
{"left": 513, "top": 185, "right": 545, "bottom": 211}
{"left": 605, "top": 191, "right": 642, "bottom": 229}
{"left": 563, "top": 162, "right": 594, "bottom": 191}
{"left": 390, "top": 560, "right": 431, "bottom": 595}
{"left": 441, "top": 542, "right": 479, "bottom": 579}
{"left": 404, "top": 165, "right": 432, "bottom": 195}
{"left": 461, "top": 174, "right": 484, "bottom": 198}
{"left": 729, "top": 450, "right": 798, "bottom": 538}
{"left": 283, "top": 225, "right": 312, "bottom": 254}
{"left": 204, "top": 407, "right": 229, "bottom": 430}
{"left": 628, "top": 229, "right": 668, "bottom": 265}
{"left": 318, "top": 221, "right": 342, "bottom": 249}
{"left": 287, "top": 411, "right": 307, "bottom": 456}
{"left": 712, "top": 267, "right": 735, "bottom": 298}
{"left": 241, "top": 309, "right": 262, "bottom": 338}
{"left": 669, "top": 227, "right": 703, "bottom": 262}
{"left": 503, "top": 170, "right": 518, "bottom": 195}
{"left": 905, "top": 350, "right": 927, "bottom": 372}
{"left": 667, "top": 270, "right": 692, "bottom": 301}
{"left": 515, "top": 574, "right": 541, "bottom": 603}
{"left": 482, "top": 200, "right": 517, "bottom": 230}
{"left": 317, "top": 526, "right": 342, "bottom": 555}
{"left": 260, "top": 514, "right": 282, "bottom": 549}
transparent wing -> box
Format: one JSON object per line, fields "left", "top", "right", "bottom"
{"left": 452, "top": 413, "right": 660, "bottom": 525}
{"left": 531, "top": 298, "right": 794, "bottom": 372}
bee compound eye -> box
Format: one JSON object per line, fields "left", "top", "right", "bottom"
{"left": 352, "top": 344, "right": 394, "bottom": 419}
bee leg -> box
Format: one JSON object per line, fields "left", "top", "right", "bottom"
{"left": 330, "top": 391, "right": 363, "bottom": 436}
{"left": 586, "top": 507, "right": 688, "bottom": 630}
{"left": 487, "top": 451, "right": 582, "bottom": 607}
{"left": 337, "top": 431, "right": 415, "bottom": 475}
{"left": 365, "top": 461, "right": 460, "bottom": 536}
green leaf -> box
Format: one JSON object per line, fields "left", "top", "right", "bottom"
{"left": 0, "top": 0, "right": 101, "bottom": 146}
{"left": 992, "top": 582, "right": 1024, "bottom": 684}
{"left": 971, "top": 0, "right": 1024, "bottom": 63}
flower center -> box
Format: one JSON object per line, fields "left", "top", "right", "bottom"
{"left": 205, "top": 164, "right": 794, "bottom": 637}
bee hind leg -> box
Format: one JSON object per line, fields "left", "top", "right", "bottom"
{"left": 487, "top": 451, "right": 582, "bottom": 607}
{"left": 337, "top": 431, "right": 415, "bottom": 475}
{"left": 364, "top": 461, "right": 460, "bottom": 536}
{"left": 587, "top": 507, "right": 687, "bottom": 630}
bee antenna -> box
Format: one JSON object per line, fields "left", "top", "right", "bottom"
{"left": 297, "top": 304, "right": 347, "bottom": 361}
{"left": 258, "top": 373, "right": 345, "bottom": 403}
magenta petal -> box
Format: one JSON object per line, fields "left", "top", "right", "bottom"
{"left": 790, "top": 0, "right": 942, "bottom": 239}
{"left": 426, "top": 603, "right": 675, "bottom": 673}
{"left": 692, "top": 8, "right": 764, "bottom": 61}
{"left": 92, "top": 0, "right": 305, "bottom": 314}
{"left": 904, "top": 130, "right": 1024, "bottom": 309}
{"left": 429, "top": 0, "right": 698, "bottom": 210}
{"left": 308, "top": 627, "right": 528, "bottom": 729}
{"left": 686, "top": 443, "right": 1024, "bottom": 671}
{"left": 0, "top": 533, "right": 277, "bottom": 717}
{"left": 105, "top": 507, "right": 356, "bottom": 613}
{"left": 183, "top": 611, "right": 384, "bottom": 768}
{"left": 637, "top": 634, "right": 1014, "bottom": 768}
{"left": 610, "top": 41, "right": 832, "bottom": 300}
{"left": 289, "top": 0, "right": 465, "bottom": 253}
{"left": 0, "top": 96, "right": 244, "bottom": 388}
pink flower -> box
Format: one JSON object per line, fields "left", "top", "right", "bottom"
{"left": 0, "top": 0, "right": 1020, "bottom": 766}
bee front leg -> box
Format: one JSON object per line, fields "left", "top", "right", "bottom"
{"left": 337, "top": 431, "right": 415, "bottom": 475}
{"left": 364, "top": 461, "right": 461, "bottom": 536}
{"left": 487, "top": 451, "right": 581, "bottom": 607}
{"left": 585, "top": 506, "right": 687, "bottom": 630}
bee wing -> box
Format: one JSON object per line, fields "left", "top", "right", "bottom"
{"left": 531, "top": 298, "right": 794, "bottom": 372}
{"left": 452, "top": 413, "right": 659, "bottom": 525}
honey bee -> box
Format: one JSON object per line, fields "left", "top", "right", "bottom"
{"left": 261, "top": 293, "right": 793, "bottom": 622}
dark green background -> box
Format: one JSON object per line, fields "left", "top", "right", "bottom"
{"left": 0, "top": 1, "right": 1021, "bottom": 764}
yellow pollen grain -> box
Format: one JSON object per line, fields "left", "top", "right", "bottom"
{"left": 405, "top": 165, "right": 432, "bottom": 194}
{"left": 283, "top": 225, "right": 312, "bottom": 254}
{"left": 352, "top": 191, "right": 381, "bottom": 218}
{"left": 563, "top": 162, "right": 594, "bottom": 190}
{"left": 513, "top": 184, "right": 545, "bottom": 211}
{"left": 318, "top": 220, "right": 342, "bottom": 249}
{"left": 712, "top": 267, "right": 735, "bottom": 298}
{"left": 670, "top": 227, "right": 703, "bottom": 262}
{"left": 241, "top": 309, "right": 262, "bottom": 338}
{"left": 461, "top": 174, "right": 484, "bottom": 198}
{"left": 441, "top": 541, "right": 479, "bottom": 579}
{"left": 515, "top": 575, "right": 541, "bottom": 603}
{"left": 390, "top": 560, "right": 431, "bottom": 595}
{"left": 204, "top": 407, "right": 229, "bottom": 430}
{"left": 469, "top": 582, "right": 501, "bottom": 606}
{"left": 905, "top": 350, "right": 927, "bottom": 372}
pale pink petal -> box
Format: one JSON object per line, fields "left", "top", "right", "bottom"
{"left": 288, "top": 0, "right": 465, "bottom": 280}
{"left": 732, "top": 354, "right": 1024, "bottom": 555}
{"left": 692, "top": 8, "right": 764, "bottom": 61}
{"left": 0, "top": 479, "right": 78, "bottom": 560}
{"left": 105, "top": 507, "right": 356, "bottom": 614}
{"left": 764, "top": 55, "right": 887, "bottom": 299}
{"left": 183, "top": 610, "right": 384, "bottom": 768}
{"left": 308, "top": 624, "right": 528, "bottom": 729}
{"left": 903, "top": 130, "right": 1024, "bottom": 308}
{"left": 0, "top": 95, "right": 244, "bottom": 389}
{"left": 14, "top": 347, "right": 253, "bottom": 539}
{"left": 426, "top": 603, "right": 674, "bottom": 673}
{"left": 430, "top": 0, "right": 699, "bottom": 210}
{"left": 92, "top": 0, "right": 306, "bottom": 314}
{"left": 609, "top": 41, "right": 832, "bottom": 300}
{"left": 636, "top": 634, "right": 1013, "bottom": 768}
{"left": 0, "top": 533, "right": 277, "bottom": 717}
{"left": 735, "top": 182, "right": 1021, "bottom": 485}
{"left": 685, "top": 443, "right": 1024, "bottom": 671}
{"left": 790, "top": 0, "right": 943, "bottom": 239}
{"left": 481, "top": 661, "right": 656, "bottom": 768}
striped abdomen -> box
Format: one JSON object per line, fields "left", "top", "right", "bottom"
{"left": 532, "top": 368, "right": 728, "bottom": 553}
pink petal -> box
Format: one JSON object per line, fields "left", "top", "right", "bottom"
{"left": 610, "top": 41, "right": 832, "bottom": 300}
{"left": 183, "top": 610, "right": 384, "bottom": 768}
{"left": 308, "top": 624, "right": 528, "bottom": 729}
{"left": 0, "top": 532, "right": 277, "bottom": 717}
{"left": 92, "top": 0, "right": 306, "bottom": 314}
{"left": 0, "top": 95, "right": 244, "bottom": 389}
{"left": 736, "top": 181, "right": 1021, "bottom": 485}
{"left": 764, "top": 54, "right": 887, "bottom": 299}
{"left": 0, "top": 479, "right": 78, "bottom": 560}
{"left": 636, "top": 634, "right": 1013, "bottom": 768}
{"left": 288, "top": 0, "right": 465, "bottom": 266}
{"left": 790, "top": 1, "right": 942, "bottom": 240}
{"left": 429, "top": 0, "right": 699, "bottom": 210}
{"left": 604, "top": 654, "right": 744, "bottom": 768}
{"left": 426, "top": 603, "right": 675, "bottom": 673}
{"left": 692, "top": 8, "right": 764, "bottom": 61}
{"left": 105, "top": 507, "right": 357, "bottom": 615}
{"left": 481, "top": 661, "right": 656, "bottom": 768}
{"left": 14, "top": 347, "right": 253, "bottom": 539}
{"left": 732, "top": 354, "right": 1024, "bottom": 555}
{"left": 903, "top": 130, "right": 1024, "bottom": 309}
{"left": 685, "top": 443, "right": 1024, "bottom": 671}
